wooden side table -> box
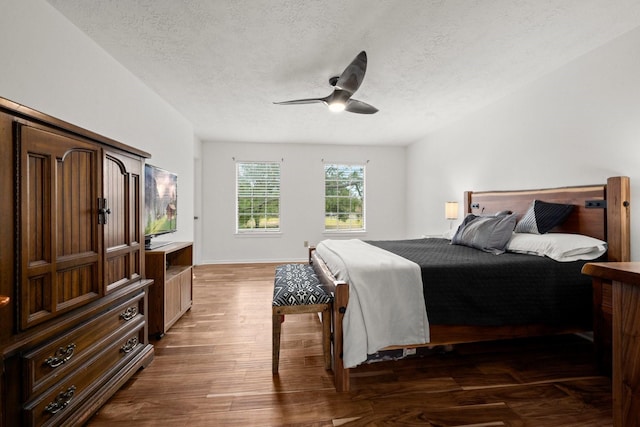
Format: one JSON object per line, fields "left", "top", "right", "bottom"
{"left": 582, "top": 262, "right": 640, "bottom": 427}
{"left": 145, "top": 242, "right": 193, "bottom": 338}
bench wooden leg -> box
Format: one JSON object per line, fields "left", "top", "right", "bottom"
{"left": 322, "top": 306, "right": 331, "bottom": 370}
{"left": 272, "top": 313, "right": 283, "bottom": 374}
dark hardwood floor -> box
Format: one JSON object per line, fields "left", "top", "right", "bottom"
{"left": 87, "top": 263, "right": 612, "bottom": 426}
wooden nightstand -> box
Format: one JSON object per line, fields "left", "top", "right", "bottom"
{"left": 582, "top": 262, "right": 640, "bottom": 427}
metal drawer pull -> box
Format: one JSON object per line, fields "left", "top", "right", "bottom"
{"left": 120, "top": 306, "right": 138, "bottom": 321}
{"left": 44, "top": 344, "right": 77, "bottom": 368}
{"left": 120, "top": 337, "right": 139, "bottom": 353}
{"left": 44, "top": 385, "right": 76, "bottom": 414}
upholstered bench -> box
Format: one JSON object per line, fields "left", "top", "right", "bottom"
{"left": 272, "top": 263, "right": 332, "bottom": 374}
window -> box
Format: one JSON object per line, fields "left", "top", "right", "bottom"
{"left": 236, "top": 161, "right": 280, "bottom": 232}
{"left": 324, "top": 163, "right": 365, "bottom": 231}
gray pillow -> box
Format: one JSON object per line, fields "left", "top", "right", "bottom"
{"left": 452, "top": 213, "right": 517, "bottom": 254}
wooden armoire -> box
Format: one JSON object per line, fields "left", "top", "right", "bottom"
{"left": 0, "top": 97, "right": 154, "bottom": 426}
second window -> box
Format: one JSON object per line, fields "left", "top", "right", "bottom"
{"left": 324, "top": 163, "right": 365, "bottom": 231}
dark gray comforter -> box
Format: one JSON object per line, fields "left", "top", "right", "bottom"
{"left": 367, "top": 238, "right": 593, "bottom": 327}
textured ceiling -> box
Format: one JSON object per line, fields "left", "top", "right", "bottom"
{"left": 46, "top": 0, "right": 640, "bottom": 146}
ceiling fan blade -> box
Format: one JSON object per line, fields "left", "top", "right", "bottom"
{"left": 273, "top": 97, "right": 328, "bottom": 106}
{"left": 335, "top": 51, "right": 367, "bottom": 95}
{"left": 345, "top": 99, "right": 378, "bottom": 114}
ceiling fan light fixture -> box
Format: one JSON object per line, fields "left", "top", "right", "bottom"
{"left": 328, "top": 101, "right": 346, "bottom": 112}
{"left": 328, "top": 89, "right": 350, "bottom": 113}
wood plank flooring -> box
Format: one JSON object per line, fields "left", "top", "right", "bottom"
{"left": 87, "top": 263, "right": 612, "bottom": 426}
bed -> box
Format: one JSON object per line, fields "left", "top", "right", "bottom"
{"left": 310, "top": 176, "right": 630, "bottom": 392}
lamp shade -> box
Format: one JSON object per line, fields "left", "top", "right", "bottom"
{"left": 445, "top": 201, "right": 459, "bottom": 220}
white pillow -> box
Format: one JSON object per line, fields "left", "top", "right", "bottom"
{"left": 506, "top": 232, "right": 607, "bottom": 262}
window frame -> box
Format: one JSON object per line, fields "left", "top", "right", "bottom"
{"left": 235, "top": 160, "right": 281, "bottom": 234}
{"left": 323, "top": 162, "right": 366, "bottom": 233}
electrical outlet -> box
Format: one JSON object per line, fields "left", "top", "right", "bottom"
{"left": 402, "top": 348, "right": 417, "bottom": 357}
{"left": 585, "top": 200, "right": 606, "bottom": 208}
{"left": 303, "top": 240, "right": 309, "bottom": 247}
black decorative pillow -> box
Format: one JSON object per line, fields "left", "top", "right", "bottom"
{"left": 514, "top": 200, "right": 574, "bottom": 234}
{"left": 451, "top": 213, "right": 517, "bottom": 254}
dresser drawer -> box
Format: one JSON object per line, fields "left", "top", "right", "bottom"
{"left": 22, "top": 291, "right": 145, "bottom": 400}
{"left": 22, "top": 321, "right": 145, "bottom": 427}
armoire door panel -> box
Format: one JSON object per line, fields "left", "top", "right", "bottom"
{"left": 55, "top": 264, "right": 99, "bottom": 310}
{"left": 106, "top": 253, "right": 129, "bottom": 290}
{"left": 130, "top": 173, "right": 142, "bottom": 279}
{"left": 104, "top": 152, "right": 143, "bottom": 293}
{"left": 19, "top": 124, "right": 103, "bottom": 330}
{"left": 104, "top": 157, "right": 127, "bottom": 248}
{"left": 26, "top": 275, "right": 51, "bottom": 324}
{"left": 133, "top": 250, "right": 141, "bottom": 278}
{"left": 130, "top": 173, "right": 141, "bottom": 246}
{"left": 56, "top": 150, "right": 95, "bottom": 257}
{"left": 26, "top": 153, "right": 51, "bottom": 267}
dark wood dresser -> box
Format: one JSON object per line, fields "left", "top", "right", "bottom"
{"left": 0, "top": 97, "right": 154, "bottom": 426}
{"left": 583, "top": 262, "right": 640, "bottom": 427}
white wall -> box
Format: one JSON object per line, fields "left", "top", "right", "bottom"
{"left": 7, "top": 1, "right": 639, "bottom": 263}
{"left": 407, "top": 25, "right": 640, "bottom": 260}
{"left": 0, "top": 0, "right": 195, "bottom": 243}
{"left": 200, "top": 142, "right": 406, "bottom": 263}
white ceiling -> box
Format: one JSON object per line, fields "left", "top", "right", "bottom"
{"left": 47, "top": 0, "right": 640, "bottom": 146}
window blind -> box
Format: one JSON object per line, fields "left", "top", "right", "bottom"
{"left": 236, "top": 161, "right": 281, "bottom": 232}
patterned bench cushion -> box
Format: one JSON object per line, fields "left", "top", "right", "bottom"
{"left": 273, "top": 264, "right": 332, "bottom": 306}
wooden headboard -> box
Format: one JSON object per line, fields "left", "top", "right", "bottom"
{"left": 464, "top": 176, "right": 630, "bottom": 262}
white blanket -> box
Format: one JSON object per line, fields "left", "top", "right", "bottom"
{"left": 316, "top": 239, "right": 430, "bottom": 368}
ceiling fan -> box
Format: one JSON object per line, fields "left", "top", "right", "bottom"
{"left": 274, "top": 51, "right": 378, "bottom": 114}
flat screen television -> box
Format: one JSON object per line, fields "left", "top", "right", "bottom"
{"left": 144, "top": 163, "right": 177, "bottom": 249}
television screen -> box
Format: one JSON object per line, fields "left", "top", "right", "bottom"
{"left": 144, "top": 164, "right": 177, "bottom": 243}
